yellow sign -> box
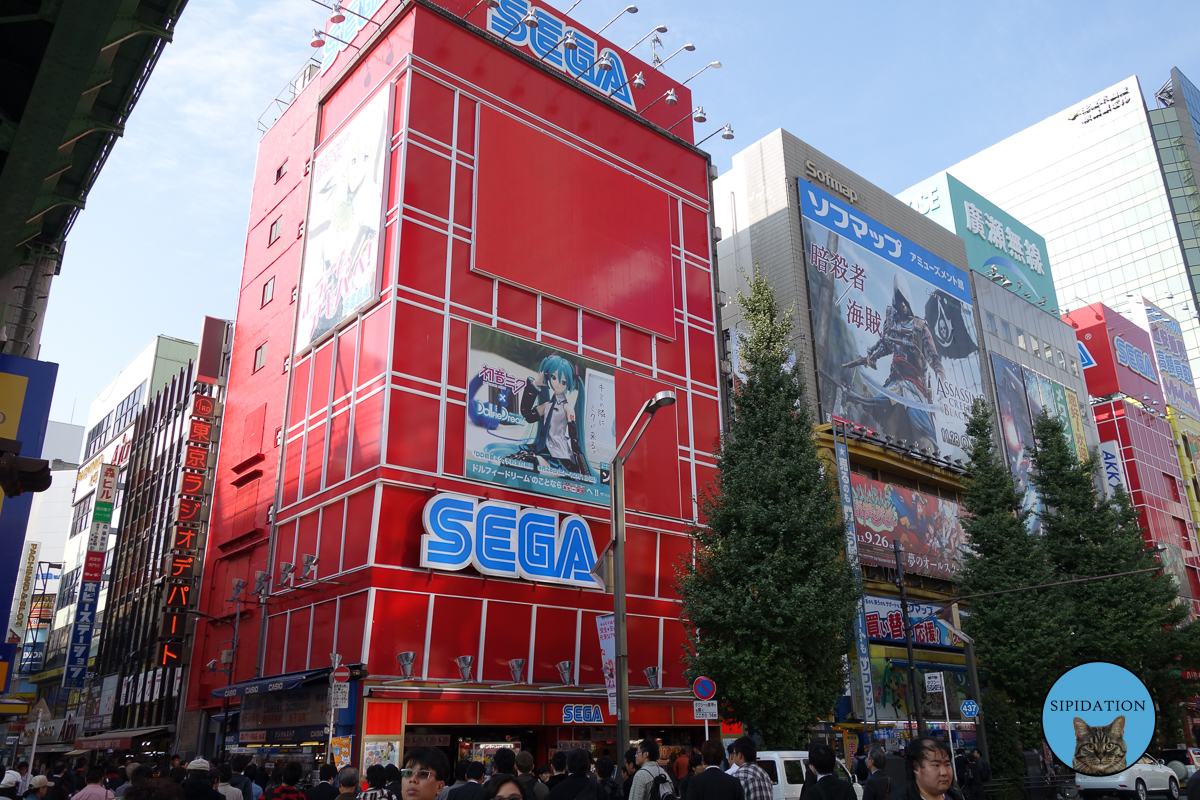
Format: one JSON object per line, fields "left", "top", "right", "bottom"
{"left": 0, "top": 372, "right": 28, "bottom": 518}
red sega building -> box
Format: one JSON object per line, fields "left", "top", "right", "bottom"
{"left": 186, "top": 0, "right": 723, "bottom": 766}
{"left": 1064, "top": 303, "right": 1200, "bottom": 602}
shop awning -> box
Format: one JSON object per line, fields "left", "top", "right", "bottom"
{"left": 211, "top": 669, "right": 328, "bottom": 699}
{"left": 74, "top": 726, "right": 167, "bottom": 751}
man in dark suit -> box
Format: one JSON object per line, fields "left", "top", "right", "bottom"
{"left": 686, "top": 740, "right": 744, "bottom": 800}
{"left": 451, "top": 763, "right": 486, "bottom": 800}
{"left": 805, "top": 744, "right": 855, "bottom": 800}
{"left": 952, "top": 751, "right": 969, "bottom": 791}
{"left": 860, "top": 748, "right": 892, "bottom": 800}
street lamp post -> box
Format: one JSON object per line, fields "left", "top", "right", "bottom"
{"left": 612, "top": 390, "right": 676, "bottom": 754}
{"left": 892, "top": 539, "right": 926, "bottom": 738}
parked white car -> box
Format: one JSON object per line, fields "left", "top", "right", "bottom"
{"left": 754, "top": 751, "right": 864, "bottom": 800}
{"left": 1076, "top": 754, "right": 1180, "bottom": 800}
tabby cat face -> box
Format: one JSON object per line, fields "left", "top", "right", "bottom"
{"left": 1072, "top": 715, "right": 1128, "bottom": 777}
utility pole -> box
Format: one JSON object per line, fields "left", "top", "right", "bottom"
{"left": 951, "top": 603, "right": 989, "bottom": 764}
{"left": 893, "top": 539, "right": 925, "bottom": 738}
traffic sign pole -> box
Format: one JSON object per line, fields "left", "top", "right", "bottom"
{"left": 692, "top": 677, "right": 717, "bottom": 739}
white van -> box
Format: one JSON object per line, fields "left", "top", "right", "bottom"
{"left": 754, "top": 751, "right": 865, "bottom": 800}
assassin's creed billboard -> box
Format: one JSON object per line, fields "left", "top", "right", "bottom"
{"left": 802, "top": 182, "right": 984, "bottom": 463}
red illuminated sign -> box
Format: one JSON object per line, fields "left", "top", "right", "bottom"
{"left": 172, "top": 526, "right": 198, "bottom": 553}
{"left": 184, "top": 446, "right": 208, "bottom": 470}
{"left": 164, "top": 582, "right": 191, "bottom": 608}
{"left": 159, "top": 611, "right": 187, "bottom": 641}
{"left": 168, "top": 555, "right": 196, "bottom": 581}
{"left": 192, "top": 395, "right": 216, "bottom": 418}
{"left": 180, "top": 472, "right": 206, "bottom": 497}
{"left": 178, "top": 498, "right": 202, "bottom": 524}
{"left": 188, "top": 419, "right": 213, "bottom": 446}
{"left": 159, "top": 643, "right": 183, "bottom": 668}
{"left": 1066, "top": 303, "right": 1166, "bottom": 407}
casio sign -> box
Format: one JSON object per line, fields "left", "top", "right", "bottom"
{"left": 421, "top": 493, "right": 601, "bottom": 589}
{"left": 805, "top": 160, "right": 858, "bottom": 204}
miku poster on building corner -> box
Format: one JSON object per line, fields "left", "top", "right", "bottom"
{"left": 465, "top": 324, "right": 616, "bottom": 505}
{"left": 294, "top": 88, "right": 389, "bottom": 353}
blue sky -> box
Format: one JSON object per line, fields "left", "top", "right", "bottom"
{"left": 40, "top": 0, "right": 1200, "bottom": 425}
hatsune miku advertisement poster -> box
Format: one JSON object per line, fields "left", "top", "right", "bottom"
{"left": 294, "top": 88, "right": 389, "bottom": 353}
{"left": 465, "top": 324, "right": 616, "bottom": 504}
{"left": 801, "top": 181, "right": 984, "bottom": 463}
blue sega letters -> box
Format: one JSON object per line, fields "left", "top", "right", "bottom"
{"left": 421, "top": 492, "right": 602, "bottom": 588}
{"left": 563, "top": 704, "right": 604, "bottom": 723}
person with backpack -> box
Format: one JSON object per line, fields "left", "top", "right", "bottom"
{"left": 546, "top": 751, "right": 591, "bottom": 800}
{"left": 514, "top": 753, "right": 547, "bottom": 800}
{"left": 593, "top": 757, "right": 621, "bottom": 800}
{"left": 853, "top": 753, "right": 869, "bottom": 784}
{"left": 629, "top": 741, "right": 671, "bottom": 800}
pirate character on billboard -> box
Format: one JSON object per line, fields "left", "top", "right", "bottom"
{"left": 843, "top": 274, "right": 945, "bottom": 451}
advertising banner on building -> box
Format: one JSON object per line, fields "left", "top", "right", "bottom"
{"left": 8, "top": 541, "right": 39, "bottom": 642}
{"left": 898, "top": 173, "right": 1058, "bottom": 314}
{"left": 1143, "top": 299, "right": 1200, "bottom": 421}
{"left": 1098, "top": 439, "right": 1127, "bottom": 497}
{"left": 833, "top": 426, "right": 875, "bottom": 724}
{"left": 64, "top": 462, "right": 116, "bottom": 689}
{"left": 465, "top": 324, "right": 616, "bottom": 505}
{"left": 849, "top": 472, "right": 967, "bottom": 581}
{"left": 295, "top": 88, "right": 389, "bottom": 353}
{"left": 863, "top": 595, "right": 963, "bottom": 648}
{"left": 801, "top": 181, "right": 984, "bottom": 464}
{"left": 1065, "top": 388, "right": 1090, "bottom": 461}
{"left": 872, "top": 657, "right": 969, "bottom": 722}
{"left": 596, "top": 614, "right": 617, "bottom": 715}
{"left": 992, "top": 354, "right": 1042, "bottom": 535}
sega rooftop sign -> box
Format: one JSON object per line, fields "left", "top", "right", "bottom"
{"left": 421, "top": 492, "right": 602, "bottom": 588}
{"left": 1064, "top": 303, "right": 1165, "bottom": 408}
{"left": 488, "top": 0, "right": 637, "bottom": 110}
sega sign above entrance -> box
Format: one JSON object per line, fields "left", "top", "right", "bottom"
{"left": 421, "top": 493, "right": 602, "bottom": 589}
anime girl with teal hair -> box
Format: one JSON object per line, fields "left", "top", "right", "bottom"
{"left": 517, "top": 353, "right": 592, "bottom": 476}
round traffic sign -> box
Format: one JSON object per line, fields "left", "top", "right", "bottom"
{"left": 960, "top": 699, "right": 979, "bottom": 718}
{"left": 693, "top": 676, "right": 716, "bottom": 701}
{"left": 332, "top": 665, "right": 351, "bottom": 683}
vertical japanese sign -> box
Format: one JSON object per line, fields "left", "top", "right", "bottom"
{"left": 833, "top": 422, "right": 875, "bottom": 724}
{"left": 1064, "top": 388, "right": 1090, "bottom": 461}
{"left": 158, "top": 391, "right": 221, "bottom": 670}
{"left": 802, "top": 181, "right": 983, "bottom": 463}
{"left": 596, "top": 614, "right": 617, "bottom": 715}
{"left": 63, "top": 464, "right": 117, "bottom": 689}
{"left": 1143, "top": 299, "right": 1200, "bottom": 421}
{"left": 8, "top": 541, "right": 39, "bottom": 642}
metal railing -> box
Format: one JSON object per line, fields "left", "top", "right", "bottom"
{"left": 257, "top": 58, "right": 322, "bottom": 134}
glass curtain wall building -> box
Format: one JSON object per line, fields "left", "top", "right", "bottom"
{"left": 932, "top": 72, "right": 1200, "bottom": 371}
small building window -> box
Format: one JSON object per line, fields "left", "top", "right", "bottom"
{"left": 1028, "top": 334, "right": 1039, "bottom": 356}
{"left": 1057, "top": 348, "right": 1067, "bottom": 370}
{"left": 1000, "top": 320, "right": 1012, "bottom": 344}
{"left": 1016, "top": 328, "right": 1026, "bottom": 350}
{"left": 1043, "top": 341, "right": 1054, "bottom": 361}
{"left": 253, "top": 343, "right": 267, "bottom": 373}
{"left": 262, "top": 277, "right": 275, "bottom": 307}
{"left": 985, "top": 312, "right": 997, "bottom": 335}
{"left": 269, "top": 217, "right": 282, "bottom": 245}
{"left": 275, "top": 160, "right": 288, "bottom": 182}
{"left": 1070, "top": 357, "right": 1080, "bottom": 377}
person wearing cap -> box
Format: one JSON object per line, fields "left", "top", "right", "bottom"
{"left": 181, "top": 761, "right": 221, "bottom": 800}
{"left": 22, "top": 776, "right": 52, "bottom": 800}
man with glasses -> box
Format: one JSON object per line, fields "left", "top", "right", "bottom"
{"left": 401, "top": 749, "right": 450, "bottom": 800}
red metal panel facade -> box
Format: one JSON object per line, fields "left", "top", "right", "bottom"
{"left": 191, "top": 0, "right": 718, "bottom": 756}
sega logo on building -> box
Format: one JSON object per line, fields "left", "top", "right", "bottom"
{"left": 1114, "top": 336, "right": 1158, "bottom": 384}
{"left": 563, "top": 704, "right": 604, "bottom": 723}
{"left": 421, "top": 493, "right": 602, "bottom": 588}
{"left": 487, "top": 0, "right": 636, "bottom": 110}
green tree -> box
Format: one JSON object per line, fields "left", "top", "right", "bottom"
{"left": 1030, "top": 411, "right": 1200, "bottom": 746}
{"left": 958, "top": 400, "right": 1065, "bottom": 733}
{"left": 676, "top": 268, "right": 859, "bottom": 748}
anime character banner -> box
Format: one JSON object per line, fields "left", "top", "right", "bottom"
{"left": 295, "top": 89, "right": 389, "bottom": 353}
{"left": 466, "top": 325, "right": 616, "bottom": 504}
{"left": 871, "top": 657, "right": 970, "bottom": 722}
{"left": 801, "top": 181, "right": 983, "bottom": 463}
{"left": 850, "top": 473, "right": 967, "bottom": 581}
{"left": 991, "top": 354, "right": 1042, "bottom": 535}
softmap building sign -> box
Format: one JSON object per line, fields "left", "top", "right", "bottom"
{"left": 898, "top": 172, "right": 1059, "bottom": 314}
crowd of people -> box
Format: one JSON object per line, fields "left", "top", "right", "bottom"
{"left": 0, "top": 735, "right": 985, "bottom": 800}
